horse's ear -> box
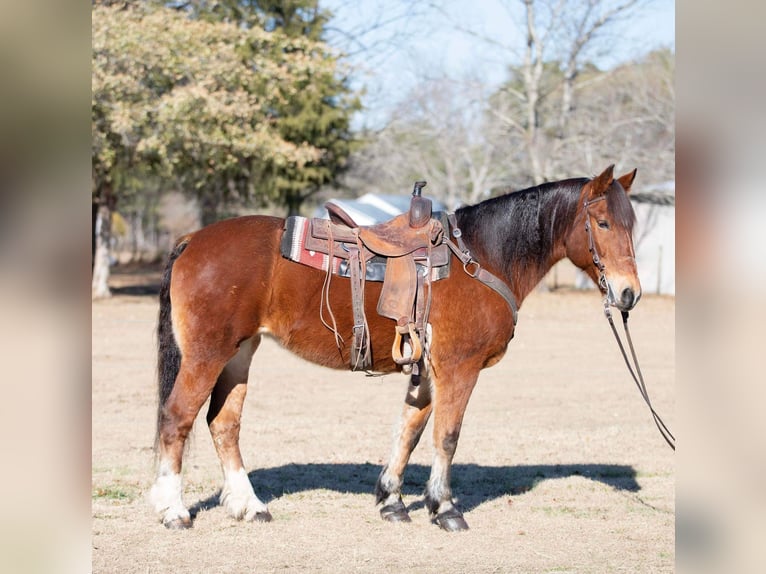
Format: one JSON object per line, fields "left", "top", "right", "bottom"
{"left": 617, "top": 168, "right": 637, "bottom": 194}
{"left": 590, "top": 164, "right": 615, "bottom": 197}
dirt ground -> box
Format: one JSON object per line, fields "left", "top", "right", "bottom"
{"left": 92, "top": 264, "right": 674, "bottom": 573}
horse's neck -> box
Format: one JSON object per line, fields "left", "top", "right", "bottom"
{"left": 455, "top": 186, "right": 577, "bottom": 306}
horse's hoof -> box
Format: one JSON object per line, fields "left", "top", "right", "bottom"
{"left": 380, "top": 500, "right": 412, "bottom": 523}
{"left": 164, "top": 516, "right": 192, "bottom": 530}
{"left": 434, "top": 509, "right": 469, "bottom": 532}
{"left": 252, "top": 510, "right": 272, "bottom": 523}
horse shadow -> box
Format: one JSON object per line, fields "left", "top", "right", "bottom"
{"left": 189, "top": 462, "right": 639, "bottom": 517}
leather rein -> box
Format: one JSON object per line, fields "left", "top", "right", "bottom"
{"left": 584, "top": 195, "right": 676, "bottom": 451}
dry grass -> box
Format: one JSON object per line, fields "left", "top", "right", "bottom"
{"left": 93, "top": 269, "right": 674, "bottom": 573}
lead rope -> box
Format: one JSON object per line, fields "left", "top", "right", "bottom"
{"left": 584, "top": 196, "right": 675, "bottom": 450}
{"left": 603, "top": 303, "right": 676, "bottom": 450}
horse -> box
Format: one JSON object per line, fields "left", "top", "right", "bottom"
{"left": 150, "top": 164, "right": 641, "bottom": 531}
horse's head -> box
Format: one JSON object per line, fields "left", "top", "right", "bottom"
{"left": 567, "top": 165, "right": 642, "bottom": 311}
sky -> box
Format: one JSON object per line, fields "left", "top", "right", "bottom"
{"left": 324, "top": 0, "right": 675, "bottom": 128}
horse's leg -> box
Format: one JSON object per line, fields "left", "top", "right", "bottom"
{"left": 151, "top": 357, "right": 227, "bottom": 529}
{"left": 376, "top": 375, "right": 433, "bottom": 523}
{"left": 425, "top": 367, "right": 480, "bottom": 532}
{"left": 206, "top": 337, "right": 271, "bottom": 522}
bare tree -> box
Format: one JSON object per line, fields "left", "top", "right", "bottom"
{"left": 341, "top": 76, "right": 513, "bottom": 209}
{"left": 456, "top": 0, "right": 651, "bottom": 184}
{"left": 323, "top": 0, "right": 441, "bottom": 126}
{"left": 337, "top": 0, "right": 672, "bottom": 209}
{"left": 555, "top": 0, "right": 643, "bottom": 135}
{"left": 558, "top": 48, "right": 674, "bottom": 183}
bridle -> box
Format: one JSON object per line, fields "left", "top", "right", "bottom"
{"left": 582, "top": 195, "right": 676, "bottom": 451}
{"left": 583, "top": 195, "right": 613, "bottom": 303}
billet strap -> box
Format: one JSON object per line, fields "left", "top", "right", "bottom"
{"left": 445, "top": 214, "right": 519, "bottom": 325}
{"left": 348, "top": 238, "right": 372, "bottom": 371}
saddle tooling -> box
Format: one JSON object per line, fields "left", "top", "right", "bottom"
{"left": 279, "top": 181, "right": 518, "bottom": 380}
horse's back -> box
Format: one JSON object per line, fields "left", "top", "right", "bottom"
{"left": 167, "top": 213, "right": 516, "bottom": 372}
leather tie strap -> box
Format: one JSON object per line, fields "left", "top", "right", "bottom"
{"left": 446, "top": 214, "right": 519, "bottom": 325}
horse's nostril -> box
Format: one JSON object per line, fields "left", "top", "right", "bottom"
{"left": 620, "top": 287, "right": 635, "bottom": 308}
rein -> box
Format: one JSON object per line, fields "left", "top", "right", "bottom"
{"left": 584, "top": 195, "right": 676, "bottom": 451}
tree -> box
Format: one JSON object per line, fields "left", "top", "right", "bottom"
{"left": 488, "top": 0, "right": 650, "bottom": 184}
{"left": 92, "top": 2, "right": 357, "bottom": 296}
{"left": 558, "top": 48, "right": 675, "bottom": 183}
{"left": 172, "top": 0, "right": 361, "bottom": 215}
{"left": 340, "top": 76, "right": 511, "bottom": 209}
{"left": 340, "top": 0, "right": 666, "bottom": 205}
{"left": 343, "top": 47, "right": 673, "bottom": 210}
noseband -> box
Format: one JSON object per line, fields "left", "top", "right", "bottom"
{"left": 582, "top": 194, "right": 675, "bottom": 450}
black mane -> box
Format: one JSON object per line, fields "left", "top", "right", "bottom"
{"left": 455, "top": 178, "right": 586, "bottom": 277}
{"left": 454, "top": 177, "right": 635, "bottom": 289}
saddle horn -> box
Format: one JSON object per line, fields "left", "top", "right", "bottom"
{"left": 409, "top": 180, "right": 432, "bottom": 228}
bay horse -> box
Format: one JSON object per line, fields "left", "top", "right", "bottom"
{"left": 150, "top": 164, "right": 641, "bottom": 531}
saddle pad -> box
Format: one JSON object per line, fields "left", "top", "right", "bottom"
{"left": 280, "top": 216, "right": 341, "bottom": 274}
{"left": 281, "top": 216, "right": 452, "bottom": 282}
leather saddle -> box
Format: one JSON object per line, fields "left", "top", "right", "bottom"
{"left": 310, "top": 182, "right": 447, "bottom": 376}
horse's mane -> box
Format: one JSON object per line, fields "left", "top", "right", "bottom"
{"left": 455, "top": 177, "right": 635, "bottom": 290}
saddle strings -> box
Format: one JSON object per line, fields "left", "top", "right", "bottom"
{"left": 319, "top": 224, "right": 344, "bottom": 350}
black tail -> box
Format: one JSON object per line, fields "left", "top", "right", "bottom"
{"left": 155, "top": 238, "right": 189, "bottom": 449}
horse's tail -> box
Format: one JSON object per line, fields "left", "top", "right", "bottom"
{"left": 155, "top": 236, "right": 190, "bottom": 449}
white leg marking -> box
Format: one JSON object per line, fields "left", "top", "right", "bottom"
{"left": 149, "top": 462, "right": 190, "bottom": 524}
{"left": 427, "top": 456, "right": 453, "bottom": 514}
{"left": 220, "top": 467, "right": 269, "bottom": 520}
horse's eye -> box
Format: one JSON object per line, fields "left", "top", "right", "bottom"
{"left": 597, "top": 220, "right": 610, "bottom": 230}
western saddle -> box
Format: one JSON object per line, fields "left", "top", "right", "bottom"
{"left": 307, "top": 182, "right": 442, "bottom": 377}
{"left": 289, "top": 181, "right": 518, "bottom": 379}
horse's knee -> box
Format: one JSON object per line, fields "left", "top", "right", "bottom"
{"left": 208, "top": 416, "right": 241, "bottom": 439}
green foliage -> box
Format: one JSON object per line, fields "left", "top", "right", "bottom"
{"left": 92, "top": 1, "right": 359, "bottom": 219}
{"left": 159, "top": 0, "right": 360, "bottom": 214}
{"left": 170, "top": 0, "right": 331, "bottom": 40}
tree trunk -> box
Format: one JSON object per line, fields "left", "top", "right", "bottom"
{"left": 130, "top": 209, "right": 145, "bottom": 263}
{"left": 286, "top": 191, "right": 307, "bottom": 217}
{"left": 200, "top": 195, "right": 219, "bottom": 227}
{"left": 559, "top": 67, "right": 576, "bottom": 138}
{"left": 92, "top": 184, "right": 115, "bottom": 299}
{"left": 523, "top": 0, "right": 545, "bottom": 185}
{"left": 92, "top": 202, "right": 98, "bottom": 271}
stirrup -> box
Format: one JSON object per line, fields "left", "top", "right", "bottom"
{"left": 392, "top": 322, "right": 423, "bottom": 366}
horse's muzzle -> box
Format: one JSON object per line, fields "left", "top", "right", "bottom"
{"left": 617, "top": 286, "right": 641, "bottom": 311}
